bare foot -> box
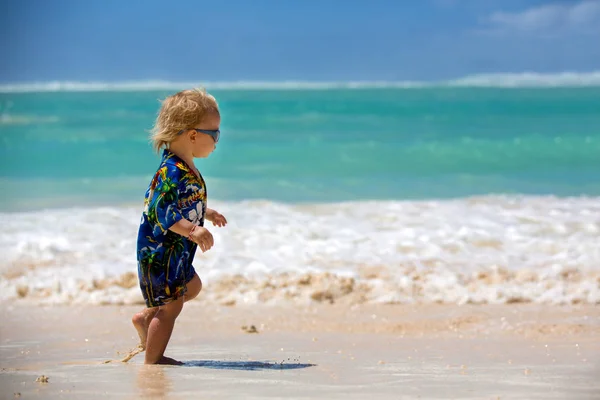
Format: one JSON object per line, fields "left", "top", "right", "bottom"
{"left": 132, "top": 309, "right": 157, "bottom": 350}
{"left": 155, "top": 356, "right": 183, "bottom": 366}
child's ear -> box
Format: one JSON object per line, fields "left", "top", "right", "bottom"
{"left": 189, "top": 131, "right": 196, "bottom": 141}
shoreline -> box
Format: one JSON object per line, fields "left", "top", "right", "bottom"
{"left": 5, "top": 268, "right": 600, "bottom": 307}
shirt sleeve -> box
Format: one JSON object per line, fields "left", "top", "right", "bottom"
{"left": 146, "top": 165, "right": 184, "bottom": 236}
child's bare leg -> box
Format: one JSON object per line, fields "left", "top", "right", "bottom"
{"left": 132, "top": 275, "right": 201, "bottom": 351}
{"left": 132, "top": 307, "right": 158, "bottom": 349}
{"left": 145, "top": 297, "right": 184, "bottom": 365}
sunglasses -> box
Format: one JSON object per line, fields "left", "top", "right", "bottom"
{"left": 177, "top": 128, "right": 220, "bottom": 143}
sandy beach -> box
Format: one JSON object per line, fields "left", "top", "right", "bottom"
{"left": 3, "top": 2, "right": 600, "bottom": 398}
{"left": 1, "top": 302, "right": 598, "bottom": 399}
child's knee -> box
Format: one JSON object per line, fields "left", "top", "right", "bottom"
{"left": 185, "top": 274, "right": 202, "bottom": 301}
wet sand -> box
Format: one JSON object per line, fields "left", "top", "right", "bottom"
{"left": 1, "top": 303, "right": 599, "bottom": 399}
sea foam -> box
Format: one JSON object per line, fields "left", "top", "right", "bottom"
{"left": 1, "top": 196, "right": 598, "bottom": 306}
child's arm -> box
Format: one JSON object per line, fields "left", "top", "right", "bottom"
{"left": 169, "top": 219, "right": 214, "bottom": 252}
{"left": 168, "top": 218, "right": 196, "bottom": 236}
{"left": 205, "top": 208, "right": 228, "bottom": 227}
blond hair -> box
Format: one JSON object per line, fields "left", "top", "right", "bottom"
{"left": 150, "top": 88, "right": 219, "bottom": 153}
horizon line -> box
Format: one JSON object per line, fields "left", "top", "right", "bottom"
{"left": 1, "top": 71, "right": 600, "bottom": 93}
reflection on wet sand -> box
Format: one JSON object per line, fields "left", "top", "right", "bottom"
{"left": 137, "top": 365, "right": 172, "bottom": 399}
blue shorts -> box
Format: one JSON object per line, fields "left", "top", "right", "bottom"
{"left": 137, "top": 256, "right": 196, "bottom": 308}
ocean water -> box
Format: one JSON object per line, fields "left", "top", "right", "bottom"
{"left": 1, "top": 80, "right": 599, "bottom": 305}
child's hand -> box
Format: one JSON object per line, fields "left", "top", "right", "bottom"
{"left": 190, "top": 226, "right": 214, "bottom": 252}
{"left": 206, "top": 208, "right": 228, "bottom": 227}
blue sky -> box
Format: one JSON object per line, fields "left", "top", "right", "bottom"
{"left": 2, "top": 0, "right": 599, "bottom": 82}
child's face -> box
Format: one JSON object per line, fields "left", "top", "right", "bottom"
{"left": 190, "top": 113, "right": 220, "bottom": 158}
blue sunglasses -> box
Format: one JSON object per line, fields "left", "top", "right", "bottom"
{"left": 177, "top": 128, "right": 220, "bottom": 143}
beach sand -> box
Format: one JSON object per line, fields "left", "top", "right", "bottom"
{"left": 1, "top": 302, "right": 598, "bottom": 399}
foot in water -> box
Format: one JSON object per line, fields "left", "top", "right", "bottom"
{"left": 132, "top": 308, "right": 158, "bottom": 350}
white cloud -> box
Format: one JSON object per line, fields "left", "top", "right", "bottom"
{"left": 483, "top": 1, "right": 600, "bottom": 35}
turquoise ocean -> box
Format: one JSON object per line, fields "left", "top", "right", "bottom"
{"left": 2, "top": 86, "right": 600, "bottom": 209}
{"left": 1, "top": 81, "right": 599, "bottom": 306}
